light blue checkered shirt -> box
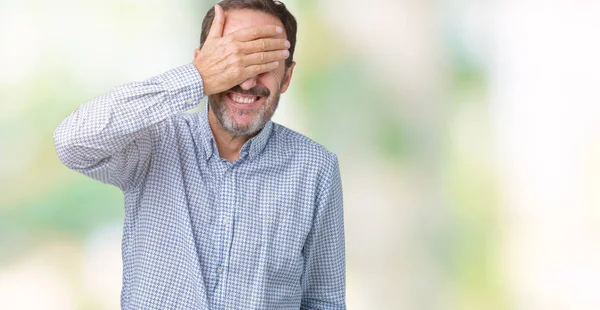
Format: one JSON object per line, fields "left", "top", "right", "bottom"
{"left": 53, "top": 64, "right": 346, "bottom": 309}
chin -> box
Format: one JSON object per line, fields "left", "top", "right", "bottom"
{"left": 209, "top": 91, "right": 279, "bottom": 137}
{"left": 221, "top": 112, "right": 265, "bottom": 136}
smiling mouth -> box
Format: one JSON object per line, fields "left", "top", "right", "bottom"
{"left": 227, "top": 92, "right": 262, "bottom": 105}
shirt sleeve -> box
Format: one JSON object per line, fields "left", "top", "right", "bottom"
{"left": 301, "top": 154, "right": 346, "bottom": 310}
{"left": 53, "top": 63, "right": 204, "bottom": 191}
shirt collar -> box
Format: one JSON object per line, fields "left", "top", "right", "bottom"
{"left": 197, "top": 103, "right": 273, "bottom": 162}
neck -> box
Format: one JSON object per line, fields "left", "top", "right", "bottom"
{"left": 207, "top": 107, "right": 256, "bottom": 162}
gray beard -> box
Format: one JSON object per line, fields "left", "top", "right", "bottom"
{"left": 209, "top": 91, "right": 280, "bottom": 137}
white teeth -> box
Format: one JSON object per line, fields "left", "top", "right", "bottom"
{"left": 231, "top": 95, "right": 257, "bottom": 104}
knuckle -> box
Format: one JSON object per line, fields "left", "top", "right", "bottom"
{"left": 261, "top": 40, "right": 269, "bottom": 51}
{"left": 259, "top": 52, "right": 266, "bottom": 63}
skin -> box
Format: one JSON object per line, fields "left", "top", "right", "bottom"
{"left": 193, "top": 5, "right": 296, "bottom": 162}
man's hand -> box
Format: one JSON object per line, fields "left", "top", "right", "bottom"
{"left": 193, "top": 5, "right": 290, "bottom": 96}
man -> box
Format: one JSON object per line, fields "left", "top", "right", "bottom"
{"left": 53, "top": 0, "right": 345, "bottom": 309}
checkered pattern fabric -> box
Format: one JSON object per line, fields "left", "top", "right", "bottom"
{"left": 53, "top": 64, "right": 346, "bottom": 309}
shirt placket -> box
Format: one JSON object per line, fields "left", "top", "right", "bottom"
{"left": 213, "top": 161, "right": 237, "bottom": 309}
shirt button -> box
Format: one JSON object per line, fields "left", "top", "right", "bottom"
{"left": 224, "top": 217, "right": 230, "bottom": 226}
{"left": 225, "top": 170, "right": 231, "bottom": 177}
{"left": 217, "top": 267, "right": 223, "bottom": 274}
{"left": 187, "top": 99, "right": 193, "bottom": 105}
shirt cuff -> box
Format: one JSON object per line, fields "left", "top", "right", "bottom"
{"left": 158, "top": 63, "right": 205, "bottom": 112}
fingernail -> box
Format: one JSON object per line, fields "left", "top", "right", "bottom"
{"left": 284, "top": 40, "right": 290, "bottom": 48}
{"left": 282, "top": 50, "right": 289, "bottom": 57}
{"left": 276, "top": 27, "right": 283, "bottom": 33}
{"left": 272, "top": 61, "right": 280, "bottom": 67}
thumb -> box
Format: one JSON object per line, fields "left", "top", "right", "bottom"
{"left": 207, "top": 4, "right": 225, "bottom": 38}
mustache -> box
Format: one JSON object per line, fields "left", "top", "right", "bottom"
{"left": 227, "top": 85, "right": 270, "bottom": 97}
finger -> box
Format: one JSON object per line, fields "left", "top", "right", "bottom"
{"left": 207, "top": 5, "right": 225, "bottom": 38}
{"left": 242, "top": 38, "right": 290, "bottom": 54}
{"left": 244, "top": 61, "right": 281, "bottom": 77}
{"left": 244, "top": 50, "right": 289, "bottom": 66}
{"left": 230, "top": 25, "right": 283, "bottom": 42}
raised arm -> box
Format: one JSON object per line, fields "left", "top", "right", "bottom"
{"left": 53, "top": 64, "right": 204, "bottom": 190}
{"left": 53, "top": 4, "right": 290, "bottom": 191}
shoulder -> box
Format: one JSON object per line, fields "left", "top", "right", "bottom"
{"left": 159, "top": 112, "right": 201, "bottom": 136}
{"left": 145, "top": 112, "right": 203, "bottom": 150}
{"left": 174, "top": 112, "right": 201, "bottom": 129}
{"left": 269, "top": 122, "right": 339, "bottom": 172}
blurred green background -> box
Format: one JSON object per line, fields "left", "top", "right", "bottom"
{"left": 2, "top": 0, "right": 600, "bottom": 309}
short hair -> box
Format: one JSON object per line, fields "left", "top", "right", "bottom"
{"left": 199, "top": 0, "right": 297, "bottom": 68}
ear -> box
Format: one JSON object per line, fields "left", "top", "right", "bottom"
{"left": 279, "top": 61, "right": 296, "bottom": 94}
{"left": 194, "top": 48, "right": 201, "bottom": 60}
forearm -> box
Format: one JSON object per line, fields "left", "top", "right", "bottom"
{"left": 54, "top": 64, "right": 202, "bottom": 167}
{"left": 53, "top": 64, "right": 204, "bottom": 188}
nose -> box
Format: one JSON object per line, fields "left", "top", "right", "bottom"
{"left": 239, "top": 76, "right": 258, "bottom": 90}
